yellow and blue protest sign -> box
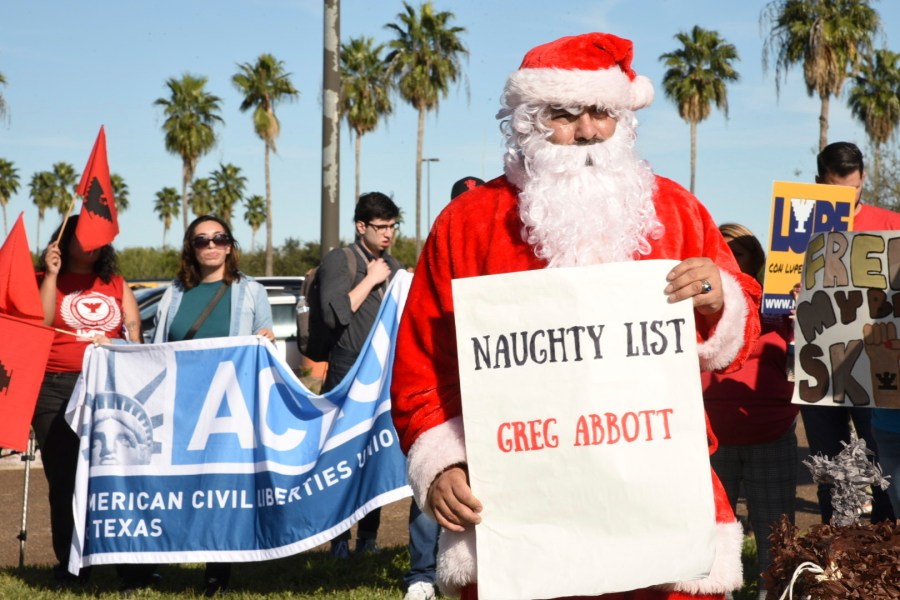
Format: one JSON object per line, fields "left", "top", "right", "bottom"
{"left": 763, "top": 181, "right": 855, "bottom": 314}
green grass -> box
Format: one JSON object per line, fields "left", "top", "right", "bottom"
{"left": 0, "top": 535, "right": 766, "bottom": 599}
{"left": 733, "top": 534, "right": 762, "bottom": 600}
{"left": 0, "top": 546, "right": 410, "bottom": 599}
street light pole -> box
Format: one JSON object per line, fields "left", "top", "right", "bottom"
{"left": 422, "top": 157, "right": 440, "bottom": 230}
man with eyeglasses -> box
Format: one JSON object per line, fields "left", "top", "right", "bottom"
{"left": 316, "top": 191, "right": 403, "bottom": 558}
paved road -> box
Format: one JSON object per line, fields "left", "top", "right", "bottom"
{"left": 0, "top": 422, "right": 822, "bottom": 569}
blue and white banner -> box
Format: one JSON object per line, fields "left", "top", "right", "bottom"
{"left": 65, "top": 271, "right": 413, "bottom": 571}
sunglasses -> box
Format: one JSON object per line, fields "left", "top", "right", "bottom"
{"left": 191, "top": 233, "right": 232, "bottom": 249}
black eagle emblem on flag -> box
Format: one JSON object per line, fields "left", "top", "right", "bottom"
{"left": 84, "top": 177, "right": 114, "bottom": 222}
{"left": 0, "top": 361, "right": 11, "bottom": 395}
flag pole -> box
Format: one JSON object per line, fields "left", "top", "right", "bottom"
{"left": 53, "top": 191, "right": 80, "bottom": 246}
{"left": 17, "top": 430, "right": 35, "bottom": 568}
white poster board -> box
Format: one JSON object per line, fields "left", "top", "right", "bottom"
{"left": 452, "top": 260, "right": 717, "bottom": 600}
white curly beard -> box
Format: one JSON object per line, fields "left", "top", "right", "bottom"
{"left": 506, "top": 116, "right": 663, "bottom": 268}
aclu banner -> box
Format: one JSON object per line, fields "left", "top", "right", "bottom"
{"left": 65, "top": 271, "right": 413, "bottom": 571}
{"left": 793, "top": 231, "right": 900, "bottom": 409}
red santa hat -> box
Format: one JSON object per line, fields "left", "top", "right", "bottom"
{"left": 500, "top": 32, "right": 654, "bottom": 113}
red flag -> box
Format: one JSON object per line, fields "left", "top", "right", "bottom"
{"left": 0, "top": 213, "right": 43, "bottom": 321}
{"left": 75, "top": 126, "right": 119, "bottom": 251}
{"left": 0, "top": 314, "right": 54, "bottom": 451}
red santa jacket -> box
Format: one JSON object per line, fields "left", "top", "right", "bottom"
{"left": 391, "top": 174, "right": 760, "bottom": 597}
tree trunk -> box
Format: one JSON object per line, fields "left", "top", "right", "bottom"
{"left": 690, "top": 120, "right": 698, "bottom": 195}
{"left": 355, "top": 131, "right": 361, "bottom": 204}
{"left": 265, "top": 141, "right": 273, "bottom": 276}
{"left": 818, "top": 93, "right": 830, "bottom": 152}
{"left": 162, "top": 226, "right": 167, "bottom": 250}
{"left": 415, "top": 106, "right": 425, "bottom": 259}
{"left": 35, "top": 219, "right": 40, "bottom": 255}
{"left": 874, "top": 143, "right": 882, "bottom": 203}
{"left": 182, "top": 162, "right": 191, "bottom": 231}
{"left": 2, "top": 203, "right": 7, "bottom": 236}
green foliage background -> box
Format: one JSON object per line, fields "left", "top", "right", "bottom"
{"left": 113, "top": 235, "right": 419, "bottom": 281}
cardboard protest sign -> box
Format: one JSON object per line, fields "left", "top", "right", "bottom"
{"left": 452, "top": 261, "right": 716, "bottom": 600}
{"left": 793, "top": 230, "right": 900, "bottom": 409}
{"left": 763, "top": 182, "right": 855, "bottom": 315}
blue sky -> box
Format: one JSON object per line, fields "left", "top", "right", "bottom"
{"left": 1, "top": 0, "right": 898, "bottom": 255}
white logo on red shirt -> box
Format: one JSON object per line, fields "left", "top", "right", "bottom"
{"left": 61, "top": 290, "right": 121, "bottom": 336}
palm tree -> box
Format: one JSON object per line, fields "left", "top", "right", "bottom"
{"left": 0, "top": 158, "right": 20, "bottom": 235}
{"left": 232, "top": 53, "right": 299, "bottom": 276}
{"left": 385, "top": 1, "right": 467, "bottom": 256}
{"left": 848, "top": 48, "right": 900, "bottom": 201}
{"left": 210, "top": 162, "right": 247, "bottom": 227}
{"left": 189, "top": 177, "right": 214, "bottom": 217}
{"left": 111, "top": 173, "right": 129, "bottom": 211}
{"left": 762, "top": 0, "right": 880, "bottom": 151}
{"left": 340, "top": 36, "right": 393, "bottom": 203}
{"left": 659, "top": 26, "right": 740, "bottom": 194}
{"left": 244, "top": 194, "right": 266, "bottom": 251}
{"left": 51, "top": 161, "right": 79, "bottom": 218}
{"left": 29, "top": 170, "right": 56, "bottom": 250}
{"left": 154, "top": 73, "right": 224, "bottom": 230}
{"left": 153, "top": 186, "right": 181, "bottom": 248}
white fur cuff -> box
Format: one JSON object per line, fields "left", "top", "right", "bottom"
{"left": 697, "top": 269, "right": 749, "bottom": 371}
{"left": 659, "top": 520, "right": 745, "bottom": 595}
{"left": 406, "top": 416, "right": 468, "bottom": 520}
{"left": 436, "top": 527, "right": 477, "bottom": 597}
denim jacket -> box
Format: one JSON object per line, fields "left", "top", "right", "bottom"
{"left": 151, "top": 274, "right": 272, "bottom": 343}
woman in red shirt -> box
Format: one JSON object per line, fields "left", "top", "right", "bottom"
{"left": 33, "top": 215, "right": 140, "bottom": 587}
{"left": 701, "top": 223, "right": 797, "bottom": 600}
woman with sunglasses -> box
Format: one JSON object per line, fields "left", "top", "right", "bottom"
{"left": 123, "top": 214, "right": 273, "bottom": 596}
{"left": 152, "top": 214, "right": 274, "bottom": 346}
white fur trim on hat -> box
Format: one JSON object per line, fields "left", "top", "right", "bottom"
{"left": 503, "top": 67, "right": 654, "bottom": 111}
{"left": 697, "top": 269, "right": 748, "bottom": 371}
{"left": 406, "top": 416, "right": 467, "bottom": 521}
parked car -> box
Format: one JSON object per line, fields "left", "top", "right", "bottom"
{"left": 136, "top": 282, "right": 302, "bottom": 373}
{"left": 267, "top": 290, "right": 302, "bottom": 372}
{"left": 253, "top": 276, "right": 305, "bottom": 297}
{"left": 135, "top": 285, "right": 168, "bottom": 340}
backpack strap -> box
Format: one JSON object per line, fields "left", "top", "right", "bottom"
{"left": 343, "top": 246, "right": 359, "bottom": 291}
{"left": 347, "top": 242, "right": 395, "bottom": 301}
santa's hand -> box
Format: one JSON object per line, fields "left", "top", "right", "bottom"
{"left": 665, "top": 258, "right": 723, "bottom": 316}
{"left": 427, "top": 465, "right": 482, "bottom": 532}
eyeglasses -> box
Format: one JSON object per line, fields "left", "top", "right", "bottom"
{"left": 366, "top": 222, "right": 399, "bottom": 233}
{"left": 191, "top": 233, "right": 232, "bottom": 249}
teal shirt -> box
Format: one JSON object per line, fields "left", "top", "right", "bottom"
{"left": 167, "top": 282, "right": 232, "bottom": 341}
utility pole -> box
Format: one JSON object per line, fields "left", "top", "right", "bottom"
{"left": 422, "top": 157, "right": 439, "bottom": 230}
{"left": 320, "top": 0, "right": 340, "bottom": 258}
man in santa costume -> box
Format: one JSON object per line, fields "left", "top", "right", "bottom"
{"left": 391, "top": 32, "right": 761, "bottom": 600}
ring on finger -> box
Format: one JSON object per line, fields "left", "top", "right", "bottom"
{"left": 700, "top": 279, "right": 713, "bottom": 294}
